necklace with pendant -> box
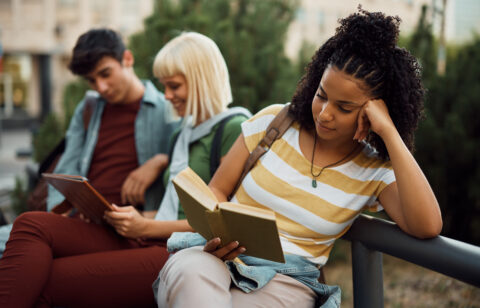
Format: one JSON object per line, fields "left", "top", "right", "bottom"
{"left": 310, "top": 134, "right": 359, "bottom": 188}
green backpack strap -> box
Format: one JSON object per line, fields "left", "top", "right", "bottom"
{"left": 209, "top": 113, "right": 246, "bottom": 177}
{"left": 167, "top": 113, "right": 247, "bottom": 178}
{"left": 167, "top": 131, "right": 181, "bottom": 164}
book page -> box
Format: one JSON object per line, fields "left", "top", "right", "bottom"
{"left": 173, "top": 167, "right": 218, "bottom": 211}
{"left": 173, "top": 167, "right": 223, "bottom": 241}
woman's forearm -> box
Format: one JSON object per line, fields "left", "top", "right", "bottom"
{"left": 382, "top": 128, "right": 442, "bottom": 237}
{"left": 141, "top": 219, "right": 193, "bottom": 239}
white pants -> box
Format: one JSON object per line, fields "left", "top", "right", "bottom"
{"left": 157, "top": 246, "right": 316, "bottom": 308}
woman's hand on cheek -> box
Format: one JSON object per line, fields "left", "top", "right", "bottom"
{"left": 354, "top": 99, "right": 395, "bottom": 141}
{"left": 203, "top": 237, "right": 246, "bottom": 261}
{"left": 354, "top": 104, "right": 370, "bottom": 141}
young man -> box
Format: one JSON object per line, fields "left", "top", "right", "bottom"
{"left": 0, "top": 28, "right": 178, "bottom": 255}
{"left": 48, "top": 28, "right": 178, "bottom": 212}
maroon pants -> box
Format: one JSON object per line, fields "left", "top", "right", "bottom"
{"left": 0, "top": 212, "right": 169, "bottom": 308}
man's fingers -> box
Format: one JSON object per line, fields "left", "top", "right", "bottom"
{"left": 104, "top": 210, "right": 133, "bottom": 221}
{"left": 127, "top": 181, "right": 145, "bottom": 205}
{"left": 79, "top": 213, "right": 91, "bottom": 223}
{"left": 121, "top": 179, "right": 132, "bottom": 205}
{"left": 132, "top": 184, "right": 143, "bottom": 205}
{"left": 134, "top": 184, "right": 146, "bottom": 204}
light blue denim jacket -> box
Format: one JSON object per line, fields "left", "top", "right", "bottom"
{"left": 155, "top": 232, "right": 341, "bottom": 308}
{"left": 47, "top": 80, "right": 180, "bottom": 211}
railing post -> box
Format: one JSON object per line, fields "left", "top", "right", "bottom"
{"left": 351, "top": 241, "right": 384, "bottom": 308}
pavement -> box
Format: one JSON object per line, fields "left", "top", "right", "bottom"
{"left": 0, "top": 128, "right": 33, "bottom": 222}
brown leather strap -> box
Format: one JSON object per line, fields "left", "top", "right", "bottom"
{"left": 82, "top": 94, "right": 97, "bottom": 129}
{"left": 230, "top": 104, "right": 294, "bottom": 199}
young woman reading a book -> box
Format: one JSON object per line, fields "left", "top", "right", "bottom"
{"left": 0, "top": 32, "right": 250, "bottom": 308}
{"left": 156, "top": 9, "right": 443, "bottom": 307}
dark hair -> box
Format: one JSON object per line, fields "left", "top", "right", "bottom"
{"left": 68, "top": 28, "right": 126, "bottom": 76}
{"left": 289, "top": 7, "right": 425, "bottom": 160}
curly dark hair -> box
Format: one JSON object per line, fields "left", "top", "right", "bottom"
{"left": 289, "top": 7, "right": 425, "bottom": 160}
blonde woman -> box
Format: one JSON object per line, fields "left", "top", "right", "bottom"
{"left": 0, "top": 32, "right": 250, "bottom": 308}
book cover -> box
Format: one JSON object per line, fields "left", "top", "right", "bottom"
{"left": 43, "top": 173, "right": 115, "bottom": 224}
{"left": 173, "top": 167, "right": 285, "bottom": 263}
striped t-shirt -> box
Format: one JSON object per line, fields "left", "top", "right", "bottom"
{"left": 232, "top": 104, "right": 395, "bottom": 266}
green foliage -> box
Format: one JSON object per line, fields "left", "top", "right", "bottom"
{"left": 328, "top": 239, "right": 349, "bottom": 263}
{"left": 31, "top": 113, "right": 64, "bottom": 163}
{"left": 10, "top": 177, "right": 28, "bottom": 215}
{"left": 62, "top": 80, "right": 89, "bottom": 129}
{"left": 31, "top": 79, "right": 87, "bottom": 164}
{"left": 407, "top": 4, "right": 437, "bottom": 85}
{"left": 407, "top": 6, "right": 480, "bottom": 244}
{"left": 129, "top": 0, "right": 300, "bottom": 113}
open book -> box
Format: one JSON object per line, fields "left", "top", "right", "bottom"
{"left": 173, "top": 167, "right": 285, "bottom": 263}
{"left": 43, "top": 173, "right": 115, "bottom": 224}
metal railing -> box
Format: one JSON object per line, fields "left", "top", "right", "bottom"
{"left": 342, "top": 214, "right": 480, "bottom": 308}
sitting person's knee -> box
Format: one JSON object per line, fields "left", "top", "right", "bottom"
{"left": 161, "top": 246, "right": 224, "bottom": 281}
{"left": 11, "top": 212, "right": 54, "bottom": 238}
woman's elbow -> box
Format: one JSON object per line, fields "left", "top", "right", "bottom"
{"left": 414, "top": 217, "right": 443, "bottom": 239}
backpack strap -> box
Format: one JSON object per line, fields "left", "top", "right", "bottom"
{"left": 209, "top": 113, "right": 246, "bottom": 178}
{"left": 167, "top": 131, "right": 181, "bottom": 163}
{"left": 167, "top": 113, "right": 248, "bottom": 179}
{"left": 45, "top": 93, "right": 98, "bottom": 215}
{"left": 82, "top": 93, "right": 98, "bottom": 131}
{"left": 230, "top": 104, "right": 294, "bottom": 199}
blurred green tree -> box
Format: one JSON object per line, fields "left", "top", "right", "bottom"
{"left": 31, "top": 113, "right": 64, "bottom": 163}
{"left": 31, "top": 80, "right": 88, "bottom": 164}
{"left": 129, "top": 0, "right": 300, "bottom": 113}
{"left": 10, "top": 177, "right": 28, "bottom": 215}
{"left": 61, "top": 80, "right": 89, "bottom": 130}
{"left": 407, "top": 5, "right": 437, "bottom": 86}
{"left": 407, "top": 6, "right": 480, "bottom": 244}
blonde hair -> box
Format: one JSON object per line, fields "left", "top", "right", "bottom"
{"left": 153, "top": 32, "right": 232, "bottom": 125}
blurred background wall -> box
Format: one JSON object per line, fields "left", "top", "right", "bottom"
{"left": 2, "top": 0, "right": 479, "bottom": 126}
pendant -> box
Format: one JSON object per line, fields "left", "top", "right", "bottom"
{"left": 312, "top": 179, "right": 317, "bottom": 188}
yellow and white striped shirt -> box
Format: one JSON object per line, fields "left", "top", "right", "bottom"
{"left": 232, "top": 104, "right": 395, "bottom": 266}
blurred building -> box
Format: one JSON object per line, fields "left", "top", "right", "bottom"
{"left": 286, "top": 0, "right": 480, "bottom": 59}
{"left": 0, "top": 0, "right": 153, "bottom": 127}
{"left": 444, "top": 0, "right": 480, "bottom": 43}
{"left": 285, "top": 0, "right": 431, "bottom": 59}
{"left": 1, "top": 0, "right": 479, "bottom": 126}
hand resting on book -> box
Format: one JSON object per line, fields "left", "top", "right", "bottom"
{"left": 104, "top": 204, "right": 149, "bottom": 239}
{"left": 203, "top": 237, "right": 246, "bottom": 261}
